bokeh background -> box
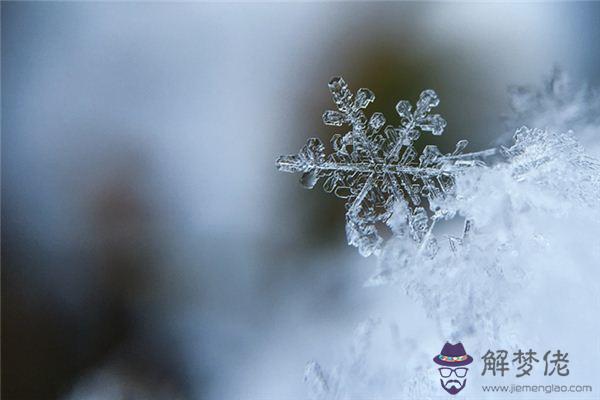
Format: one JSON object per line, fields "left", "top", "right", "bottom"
{"left": 3, "top": 2, "right": 600, "bottom": 399}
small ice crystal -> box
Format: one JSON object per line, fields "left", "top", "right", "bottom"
{"left": 277, "top": 77, "right": 493, "bottom": 256}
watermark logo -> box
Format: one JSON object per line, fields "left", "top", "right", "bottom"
{"left": 432, "top": 344, "right": 592, "bottom": 396}
{"left": 481, "top": 348, "right": 570, "bottom": 377}
{"left": 433, "top": 342, "right": 473, "bottom": 395}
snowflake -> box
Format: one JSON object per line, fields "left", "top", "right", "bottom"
{"left": 277, "top": 77, "right": 494, "bottom": 256}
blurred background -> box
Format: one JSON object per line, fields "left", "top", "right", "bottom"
{"left": 3, "top": 2, "right": 600, "bottom": 399}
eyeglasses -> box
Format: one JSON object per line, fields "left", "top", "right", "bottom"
{"left": 439, "top": 367, "right": 468, "bottom": 378}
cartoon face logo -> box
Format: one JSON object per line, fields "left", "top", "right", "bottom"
{"left": 433, "top": 342, "right": 473, "bottom": 395}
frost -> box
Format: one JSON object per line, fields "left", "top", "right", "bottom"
{"left": 304, "top": 361, "right": 330, "bottom": 400}
{"left": 277, "top": 77, "right": 494, "bottom": 257}
{"left": 304, "top": 319, "right": 436, "bottom": 400}
{"left": 277, "top": 74, "right": 600, "bottom": 399}
{"left": 501, "top": 126, "right": 600, "bottom": 205}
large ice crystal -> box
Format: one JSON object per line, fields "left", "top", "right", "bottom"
{"left": 277, "top": 77, "right": 494, "bottom": 256}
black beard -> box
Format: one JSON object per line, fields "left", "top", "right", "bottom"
{"left": 440, "top": 378, "right": 466, "bottom": 395}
